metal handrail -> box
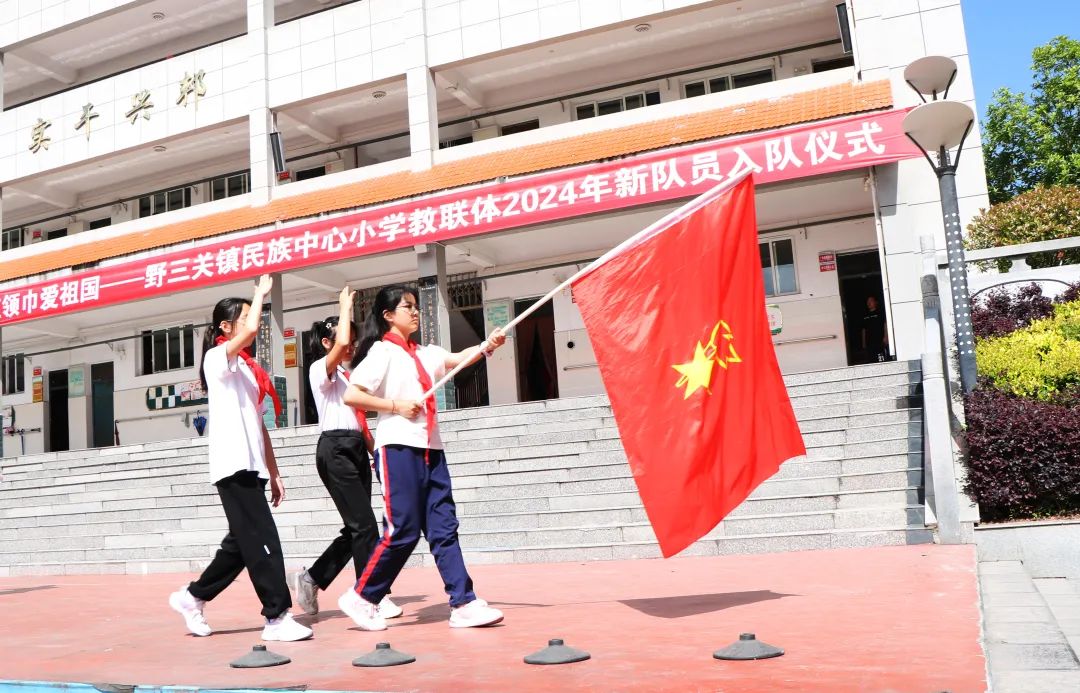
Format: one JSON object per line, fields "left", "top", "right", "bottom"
{"left": 773, "top": 334, "right": 837, "bottom": 346}
{"left": 963, "top": 236, "right": 1080, "bottom": 263}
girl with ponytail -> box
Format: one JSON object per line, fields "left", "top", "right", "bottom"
{"left": 291, "top": 286, "right": 401, "bottom": 621}
{"left": 169, "top": 274, "right": 312, "bottom": 643}
{"left": 336, "top": 284, "right": 507, "bottom": 631}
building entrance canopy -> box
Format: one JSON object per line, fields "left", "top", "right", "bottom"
{"left": 0, "top": 108, "right": 919, "bottom": 328}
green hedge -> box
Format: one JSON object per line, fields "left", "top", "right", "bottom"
{"left": 966, "top": 185, "right": 1080, "bottom": 271}
{"left": 976, "top": 301, "right": 1080, "bottom": 402}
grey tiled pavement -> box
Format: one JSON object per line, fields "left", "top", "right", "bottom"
{"left": 979, "top": 560, "right": 1080, "bottom": 692}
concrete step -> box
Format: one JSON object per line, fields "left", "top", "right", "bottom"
{"left": 0, "top": 449, "right": 922, "bottom": 515}
{"left": 0, "top": 505, "right": 927, "bottom": 560}
{"left": 0, "top": 477, "right": 924, "bottom": 537}
{"left": 0, "top": 551, "right": 427, "bottom": 578}
{"left": 447, "top": 526, "right": 935, "bottom": 565}
{"left": 2, "top": 523, "right": 935, "bottom": 577}
{"left": 0, "top": 415, "right": 922, "bottom": 492}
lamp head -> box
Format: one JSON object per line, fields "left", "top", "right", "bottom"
{"left": 903, "top": 100, "right": 975, "bottom": 156}
{"left": 904, "top": 56, "right": 958, "bottom": 100}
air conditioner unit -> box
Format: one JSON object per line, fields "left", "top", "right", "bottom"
{"left": 325, "top": 160, "right": 345, "bottom": 174}
{"left": 471, "top": 125, "right": 499, "bottom": 141}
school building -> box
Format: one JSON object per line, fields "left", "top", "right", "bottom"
{"left": 0, "top": 0, "right": 986, "bottom": 458}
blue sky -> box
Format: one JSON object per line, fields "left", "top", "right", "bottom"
{"left": 963, "top": 0, "right": 1080, "bottom": 120}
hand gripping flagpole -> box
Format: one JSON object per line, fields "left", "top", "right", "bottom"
{"left": 419, "top": 176, "right": 747, "bottom": 402}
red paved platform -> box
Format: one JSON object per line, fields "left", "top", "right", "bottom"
{"left": 2, "top": 545, "right": 985, "bottom": 692}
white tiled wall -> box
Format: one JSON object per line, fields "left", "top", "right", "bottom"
{"left": 0, "top": 0, "right": 142, "bottom": 49}
{"left": 425, "top": 0, "right": 713, "bottom": 67}
{"left": 0, "top": 35, "right": 249, "bottom": 183}
{"left": 266, "top": 0, "right": 406, "bottom": 107}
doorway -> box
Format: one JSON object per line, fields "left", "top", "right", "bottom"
{"left": 299, "top": 328, "right": 319, "bottom": 426}
{"left": 837, "top": 250, "right": 890, "bottom": 366}
{"left": 90, "top": 362, "right": 115, "bottom": 448}
{"left": 513, "top": 298, "right": 559, "bottom": 402}
{"left": 47, "top": 369, "right": 69, "bottom": 452}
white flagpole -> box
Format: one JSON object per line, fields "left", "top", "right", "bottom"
{"left": 419, "top": 176, "right": 745, "bottom": 401}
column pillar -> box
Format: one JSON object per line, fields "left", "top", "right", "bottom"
{"left": 416, "top": 243, "right": 454, "bottom": 409}
{"left": 270, "top": 273, "right": 287, "bottom": 426}
{"left": 247, "top": 0, "right": 276, "bottom": 203}
{"left": 0, "top": 52, "right": 6, "bottom": 111}
{"left": 402, "top": 3, "right": 437, "bottom": 171}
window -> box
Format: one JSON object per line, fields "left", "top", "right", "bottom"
{"left": 294, "top": 166, "right": 326, "bottom": 181}
{"left": 211, "top": 173, "right": 249, "bottom": 200}
{"left": 89, "top": 217, "right": 112, "bottom": 230}
{"left": 759, "top": 238, "right": 798, "bottom": 297}
{"left": 684, "top": 76, "right": 731, "bottom": 98}
{"left": 500, "top": 119, "right": 540, "bottom": 136}
{"left": 732, "top": 68, "right": 774, "bottom": 89}
{"left": 439, "top": 135, "right": 473, "bottom": 149}
{"left": 575, "top": 91, "right": 661, "bottom": 120}
{"left": 141, "top": 325, "right": 196, "bottom": 375}
{"left": 2, "top": 354, "right": 25, "bottom": 395}
{"left": 139, "top": 186, "right": 193, "bottom": 217}
{"left": 812, "top": 55, "right": 856, "bottom": 73}
{"left": 684, "top": 68, "right": 774, "bottom": 98}
{"left": 1, "top": 227, "right": 23, "bottom": 252}
{"left": 47, "top": 228, "right": 67, "bottom": 240}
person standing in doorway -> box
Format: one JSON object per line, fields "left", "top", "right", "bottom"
{"left": 168, "top": 275, "right": 312, "bottom": 642}
{"left": 292, "top": 286, "right": 402, "bottom": 621}
{"left": 861, "top": 295, "right": 889, "bottom": 362}
{"left": 337, "top": 284, "right": 506, "bottom": 631}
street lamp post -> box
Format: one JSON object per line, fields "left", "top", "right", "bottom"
{"left": 902, "top": 57, "right": 978, "bottom": 393}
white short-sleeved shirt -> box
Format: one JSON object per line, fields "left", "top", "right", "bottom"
{"left": 203, "top": 344, "right": 269, "bottom": 484}
{"left": 309, "top": 356, "right": 361, "bottom": 433}
{"left": 350, "top": 341, "right": 450, "bottom": 450}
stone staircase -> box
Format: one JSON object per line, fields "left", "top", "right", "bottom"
{"left": 0, "top": 360, "right": 930, "bottom": 576}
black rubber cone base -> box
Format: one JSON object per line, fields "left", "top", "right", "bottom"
{"left": 524, "top": 638, "right": 591, "bottom": 665}
{"left": 713, "top": 633, "right": 784, "bottom": 661}
{"left": 230, "top": 644, "right": 291, "bottom": 668}
{"left": 352, "top": 642, "right": 416, "bottom": 667}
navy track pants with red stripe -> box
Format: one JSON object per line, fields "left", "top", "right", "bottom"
{"left": 354, "top": 444, "right": 476, "bottom": 607}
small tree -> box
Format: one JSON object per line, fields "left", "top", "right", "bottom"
{"left": 982, "top": 36, "right": 1080, "bottom": 203}
{"left": 965, "top": 184, "right": 1080, "bottom": 270}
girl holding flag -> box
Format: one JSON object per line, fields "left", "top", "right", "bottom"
{"left": 338, "top": 284, "right": 506, "bottom": 630}
{"left": 168, "top": 275, "right": 312, "bottom": 642}
{"left": 292, "top": 286, "right": 401, "bottom": 621}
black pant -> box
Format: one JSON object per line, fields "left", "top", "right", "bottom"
{"left": 306, "top": 430, "right": 380, "bottom": 590}
{"left": 188, "top": 471, "right": 291, "bottom": 619}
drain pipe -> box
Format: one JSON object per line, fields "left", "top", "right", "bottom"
{"left": 868, "top": 168, "right": 897, "bottom": 358}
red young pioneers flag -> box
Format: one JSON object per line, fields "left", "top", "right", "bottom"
{"left": 571, "top": 175, "right": 806, "bottom": 557}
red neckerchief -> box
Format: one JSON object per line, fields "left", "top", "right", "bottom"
{"left": 382, "top": 332, "right": 437, "bottom": 449}
{"left": 339, "top": 365, "right": 372, "bottom": 437}
{"left": 215, "top": 336, "right": 283, "bottom": 417}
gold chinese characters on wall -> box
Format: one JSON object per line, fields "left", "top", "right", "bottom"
{"left": 26, "top": 70, "right": 209, "bottom": 152}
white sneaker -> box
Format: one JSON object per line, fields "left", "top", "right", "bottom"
{"left": 262, "top": 612, "right": 313, "bottom": 642}
{"left": 168, "top": 587, "right": 211, "bottom": 637}
{"left": 294, "top": 568, "right": 319, "bottom": 615}
{"left": 449, "top": 598, "right": 504, "bottom": 628}
{"left": 338, "top": 590, "right": 387, "bottom": 631}
{"left": 379, "top": 595, "right": 403, "bottom": 619}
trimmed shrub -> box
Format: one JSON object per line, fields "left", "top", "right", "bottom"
{"left": 963, "top": 389, "right": 1080, "bottom": 522}
{"left": 966, "top": 185, "right": 1080, "bottom": 271}
{"left": 976, "top": 301, "right": 1080, "bottom": 401}
{"left": 972, "top": 283, "right": 1055, "bottom": 339}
